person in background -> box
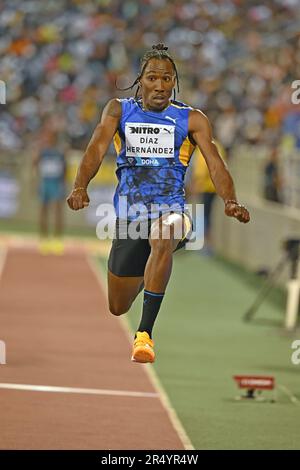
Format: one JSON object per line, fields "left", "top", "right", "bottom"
{"left": 263, "top": 147, "right": 282, "bottom": 203}
{"left": 33, "top": 131, "right": 67, "bottom": 254}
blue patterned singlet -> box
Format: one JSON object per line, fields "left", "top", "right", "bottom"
{"left": 113, "top": 98, "right": 195, "bottom": 220}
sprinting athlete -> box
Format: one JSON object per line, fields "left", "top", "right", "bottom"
{"left": 67, "top": 44, "right": 250, "bottom": 363}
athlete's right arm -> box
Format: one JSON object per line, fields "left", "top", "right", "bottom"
{"left": 67, "top": 98, "right": 121, "bottom": 211}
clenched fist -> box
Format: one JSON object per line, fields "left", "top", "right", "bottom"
{"left": 67, "top": 187, "right": 90, "bottom": 211}
{"left": 224, "top": 200, "right": 250, "bottom": 223}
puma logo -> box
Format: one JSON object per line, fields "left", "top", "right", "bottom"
{"left": 165, "top": 116, "right": 177, "bottom": 124}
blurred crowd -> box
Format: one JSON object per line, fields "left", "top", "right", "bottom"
{"left": 0, "top": 0, "right": 300, "bottom": 154}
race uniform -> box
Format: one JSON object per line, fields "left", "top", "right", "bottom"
{"left": 108, "top": 97, "right": 195, "bottom": 276}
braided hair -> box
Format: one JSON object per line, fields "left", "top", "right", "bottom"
{"left": 116, "top": 43, "right": 180, "bottom": 100}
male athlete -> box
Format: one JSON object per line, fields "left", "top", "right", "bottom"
{"left": 67, "top": 44, "right": 250, "bottom": 363}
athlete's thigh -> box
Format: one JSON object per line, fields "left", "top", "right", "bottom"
{"left": 108, "top": 217, "right": 151, "bottom": 275}
{"left": 150, "top": 212, "right": 190, "bottom": 251}
{"left": 107, "top": 218, "right": 150, "bottom": 310}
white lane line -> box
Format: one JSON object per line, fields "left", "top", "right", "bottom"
{"left": 119, "top": 318, "right": 194, "bottom": 450}
{"left": 87, "top": 255, "right": 195, "bottom": 451}
{"left": 0, "top": 383, "right": 159, "bottom": 398}
{"left": 0, "top": 248, "right": 8, "bottom": 365}
{"left": 278, "top": 384, "right": 299, "bottom": 405}
{"left": 0, "top": 247, "right": 8, "bottom": 281}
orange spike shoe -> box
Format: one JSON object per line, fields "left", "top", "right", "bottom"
{"left": 131, "top": 331, "right": 155, "bottom": 363}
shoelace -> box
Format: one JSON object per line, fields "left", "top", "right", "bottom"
{"left": 134, "top": 335, "right": 153, "bottom": 348}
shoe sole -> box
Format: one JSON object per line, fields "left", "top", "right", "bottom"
{"left": 131, "top": 346, "right": 155, "bottom": 363}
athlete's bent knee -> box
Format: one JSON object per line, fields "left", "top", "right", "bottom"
{"left": 108, "top": 301, "right": 130, "bottom": 316}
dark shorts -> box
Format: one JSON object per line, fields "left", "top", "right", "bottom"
{"left": 39, "top": 179, "right": 65, "bottom": 204}
{"left": 108, "top": 213, "right": 193, "bottom": 277}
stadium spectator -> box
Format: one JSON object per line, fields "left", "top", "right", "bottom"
{"left": 263, "top": 147, "right": 282, "bottom": 203}
{"left": 1, "top": 0, "right": 299, "bottom": 155}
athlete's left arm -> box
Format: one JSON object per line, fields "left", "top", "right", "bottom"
{"left": 189, "top": 109, "right": 250, "bottom": 223}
